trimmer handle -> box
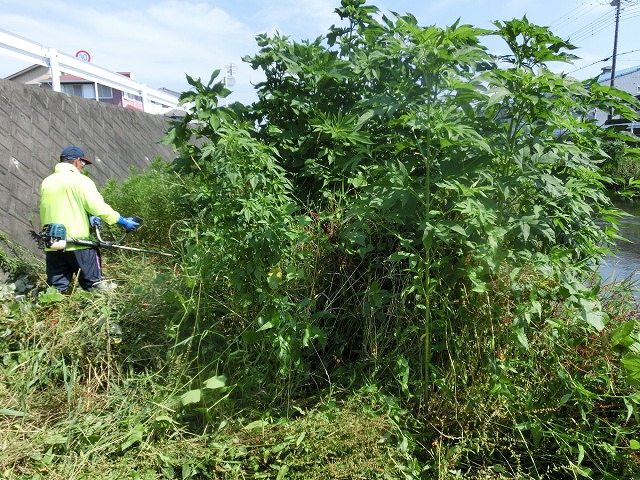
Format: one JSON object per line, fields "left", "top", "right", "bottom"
{"left": 94, "top": 216, "right": 144, "bottom": 244}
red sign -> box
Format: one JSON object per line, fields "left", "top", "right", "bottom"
{"left": 76, "top": 50, "right": 91, "bottom": 62}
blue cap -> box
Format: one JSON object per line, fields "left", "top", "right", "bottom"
{"left": 60, "top": 145, "right": 92, "bottom": 164}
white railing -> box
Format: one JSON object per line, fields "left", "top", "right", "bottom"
{"left": 0, "top": 29, "right": 181, "bottom": 113}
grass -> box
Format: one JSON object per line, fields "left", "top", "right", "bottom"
{"left": 2, "top": 240, "right": 640, "bottom": 479}
{"left": 2, "top": 355, "right": 412, "bottom": 479}
{"left": 0, "top": 253, "right": 416, "bottom": 480}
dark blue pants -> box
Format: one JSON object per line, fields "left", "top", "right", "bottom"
{"left": 45, "top": 248, "right": 103, "bottom": 291}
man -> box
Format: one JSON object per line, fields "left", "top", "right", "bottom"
{"left": 39, "top": 145, "right": 140, "bottom": 292}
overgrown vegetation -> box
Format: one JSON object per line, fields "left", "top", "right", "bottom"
{"left": 2, "top": 1, "right": 640, "bottom": 478}
{"left": 0, "top": 232, "right": 43, "bottom": 280}
{"left": 601, "top": 138, "right": 640, "bottom": 198}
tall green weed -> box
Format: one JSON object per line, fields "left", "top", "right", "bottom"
{"left": 78, "top": 0, "right": 640, "bottom": 477}
{"left": 164, "top": 0, "right": 638, "bottom": 391}
{"left": 101, "top": 158, "right": 187, "bottom": 249}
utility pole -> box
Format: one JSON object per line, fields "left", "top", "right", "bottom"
{"left": 607, "top": 0, "right": 623, "bottom": 120}
{"left": 609, "top": 0, "right": 621, "bottom": 89}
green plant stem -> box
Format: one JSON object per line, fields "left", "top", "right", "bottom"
{"left": 423, "top": 258, "right": 432, "bottom": 400}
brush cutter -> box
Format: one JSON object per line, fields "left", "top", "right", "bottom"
{"left": 39, "top": 219, "right": 174, "bottom": 257}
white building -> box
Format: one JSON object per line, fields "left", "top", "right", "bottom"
{"left": 594, "top": 65, "right": 640, "bottom": 131}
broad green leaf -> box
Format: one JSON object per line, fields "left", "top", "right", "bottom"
{"left": 610, "top": 320, "right": 639, "bottom": 350}
{"left": 621, "top": 353, "right": 640, "bottom": 386}
{"left": 485, "top": 86, "right": 511, "bottom": 107}
{"left": 180, "top": 389, "right": 202, "bottom": 406}
{"left": 120, "top": 423, "right": 145, "bottom": 452}
{"left": 203, "top": 375, "right": 227, "bottom": 390}
{"left": 515, "top": 327, "right": 529, "bottom": 351}
{"left": 154, "top": 415, "right": 176, "bottom": 425}
{"left": 276, "top": 465, "right": 289, "bottom": 480}
{"left": 38, "top": 287, "right": 66, "bottom": 305}
{"left": 256, "top": 321, "right": 274, "bottom": 332}
{"left": 559, "top": 393, "right": 572, "bottom": 404}
{"left": 356, "top": 110, "right": 375, "bottom": 128}
{"left": 448, "top": 224, "right": 467, "bottom": 237}
{"left": 583, "top": 309, "right": 606, "bottom": 332}
{"left": 579, "top": 298, "right": 606, "bottom": 331}
{"left": 577, "top": 443, "right": 585, "bottom": 465}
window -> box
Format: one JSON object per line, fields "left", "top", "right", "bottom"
{"left": 98, "top": 85, "right": 113, "bottom": 100}
{"left": 61, "top": 84, "right": 96, "bottom": 99}
{"left": 124, "top": 91, "right": 142, "bottom": 102}
{"left": 62, "top": 84, "right": 83, "bottom": 97}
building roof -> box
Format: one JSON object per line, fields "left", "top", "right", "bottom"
{"left": 3, "top": 64, "right": 47, "bottom": 80}
{"left": 4, "top": 64, "right": 134, "bottom": 85}
{"left": 598, "top": 64, "right": 640, "bottom": 83}
{"left": 43, "top": 72, "right": 132, "bottom": 84}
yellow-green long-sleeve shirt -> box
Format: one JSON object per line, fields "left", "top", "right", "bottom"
{"left": 39, "top": 162, "right": 120, "bottom": 251}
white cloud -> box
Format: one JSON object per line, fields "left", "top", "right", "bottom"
{"left": 251, "top": 0, "right": 340, "bottom": 38}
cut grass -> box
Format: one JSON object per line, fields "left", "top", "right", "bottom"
{"left": 1, "top": 385, "right": 413, "bottom": 479}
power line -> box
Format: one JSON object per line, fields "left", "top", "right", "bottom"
{"left": 565, "top": 9, "right": 612, "bottom": 37}
{"left": 569, "top": 48, "right": 640, "bottom": 73}
{"left": 568, "top": 18, "right": 615, "bottom": 43}
{"left": 548, "top": 1, "right": 586, "bottom": 23}
{"left": 566, "top": 8, "right": 614, "bottom": 34}
{"left": 566, "top": 5, "right": 640, "bottom": 42}
{"left": 549, "top": 0, "right": 604, "bottom": 30}
{"left": 551, "top": 2, "right": 639, "bottom": 44}
{"left": 621, "top": 8, "right": 640, "bottom": 19}
{"left": 547, "top": 0, "right": 640, "bottom": 82}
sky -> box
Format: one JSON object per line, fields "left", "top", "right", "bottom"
{"left": 1, "top": 0, "right": 639, "bottom": 105}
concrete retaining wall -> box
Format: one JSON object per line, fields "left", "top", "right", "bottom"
{"left": 0, "top": 79, "right": 176, "bottom": 257}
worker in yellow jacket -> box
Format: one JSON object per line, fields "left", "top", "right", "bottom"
{"left": 39, "top": 145, "right": 140, "bottom": 292}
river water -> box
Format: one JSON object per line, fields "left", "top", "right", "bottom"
{"left": 599, "top": 198, "right": 640, "bottom": 300}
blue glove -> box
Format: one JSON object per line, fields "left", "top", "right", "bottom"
{"left": 117, "top": 216, "right": 140, "bottom": 232}
{"left": 89, "top": 216, "right": 102, "bottom": 228}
